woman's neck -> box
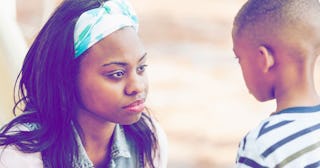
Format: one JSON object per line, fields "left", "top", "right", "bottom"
{"left": 76, "top": 110, "right": 116, "bottom": 166}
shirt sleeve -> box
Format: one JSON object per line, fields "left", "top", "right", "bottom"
{"left": 0, "top": 146, "right": 43, "bottom": 168}
{"left": 235, "top": 134, "right": 267, "bottom": 168}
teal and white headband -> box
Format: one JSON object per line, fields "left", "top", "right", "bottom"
{"left": 74, "top": 0, "right": 138, "bottom": 58}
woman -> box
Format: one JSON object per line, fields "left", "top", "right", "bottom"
{"left": 0, "top": 0, "right": 167, "bottom": 167}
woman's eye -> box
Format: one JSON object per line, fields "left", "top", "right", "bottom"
{"left": 107, "top": 70, "right": 125, "bottom": 79}
{"left": 137, "top": 64, "right": 148, "bottom": 73}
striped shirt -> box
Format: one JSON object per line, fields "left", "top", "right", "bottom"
{"left": 236, "top": 104, "right": 320, "bottom": 168}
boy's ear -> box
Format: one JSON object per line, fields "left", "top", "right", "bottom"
{"left": 258, "top": 46, "right": 275, "bottom": 73}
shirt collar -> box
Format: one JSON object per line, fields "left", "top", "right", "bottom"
{"left": 110, "top": 124, "right": 132, "bottom": 159}
{"left": 272, "top": 104, "right": 320, "bottom": 115}
{"left": 73, "top": 124, "right": 132, "bottom": 167}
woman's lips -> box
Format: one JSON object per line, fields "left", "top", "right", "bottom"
{"left": 122, "top": 100, "right": 145, "bottom": 113}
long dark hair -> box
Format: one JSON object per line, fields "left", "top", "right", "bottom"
{"left": 0, "top": 0, "right": 158, "bottom": 167}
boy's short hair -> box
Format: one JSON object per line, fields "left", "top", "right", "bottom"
{"left": 234, "top": 0, "right": 320, "bottom": 37}
{"left": 233, "top": 0, "right": 320, "bottom": 58}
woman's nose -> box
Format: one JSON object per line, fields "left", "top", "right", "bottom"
{"left": 124, "top": 73, "right": 147, "bottom": 96}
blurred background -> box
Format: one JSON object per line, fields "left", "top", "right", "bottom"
{"left": 1, "top": 0, "right": 319, "bottom": 167}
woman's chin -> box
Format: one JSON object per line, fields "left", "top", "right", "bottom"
{"left": 118, "top": 113, "right": 142, "bottom": 125}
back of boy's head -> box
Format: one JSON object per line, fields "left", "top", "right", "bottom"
{"left": 233, "top": 0, "right": 320, "bottom": 59}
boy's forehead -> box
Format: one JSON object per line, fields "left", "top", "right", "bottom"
{"left": 232, "top": 25, "right": 255, "bottom": 46}
{"left": 232, "top": 34, "right": 249, "bottom": 53}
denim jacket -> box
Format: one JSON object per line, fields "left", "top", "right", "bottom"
{"left": 73, "top": 124, "right": 142, "bottom": 168}
{"left": 0, "top": 122, "right": 167, "bottom": 168}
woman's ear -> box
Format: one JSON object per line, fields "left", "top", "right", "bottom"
{"left": 258, "top": 46, "right": 275, "bottom": 73}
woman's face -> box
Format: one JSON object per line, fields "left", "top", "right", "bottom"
{"left": 76, "top": 27, "right": 148, "bottom": 125}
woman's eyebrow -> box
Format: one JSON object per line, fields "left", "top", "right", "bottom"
{"left": 102, "top": 61, "right": 127, "bottom": 67}
{"left": 102, "top": 53, "right": 147, "bottom": 67}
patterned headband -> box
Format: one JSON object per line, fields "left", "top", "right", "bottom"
{"left": 74, "top": 0, "right": 138, "bottom": 58}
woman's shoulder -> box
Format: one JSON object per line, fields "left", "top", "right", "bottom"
{"left": 150, "top": 118, "right": 168, "bottom": 168}
{"left": 142, "top": 116, "right": 168, "bottom": 148}
{"left": 0, "top": 122, "right": 43, "bottom": 167}
{"left": 0, "top": 145, "right": 43, "bottom": 168}
{"left": 152, "top": 119, "right": 167, "bottom": 146}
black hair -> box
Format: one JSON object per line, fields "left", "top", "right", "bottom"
{"left": 0, "top": 0, "right": 158, "bottom": 167}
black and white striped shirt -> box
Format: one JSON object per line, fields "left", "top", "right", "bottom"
{"left": 236, "top": 104, "right": 320, "bottom": 168}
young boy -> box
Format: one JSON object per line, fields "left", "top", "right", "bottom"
{"left": 232, "top": 0, "right": 320, "bottom": 167}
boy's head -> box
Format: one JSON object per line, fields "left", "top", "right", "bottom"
{"left": 232, "top": 0, "right": 320, "bottom": 101}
